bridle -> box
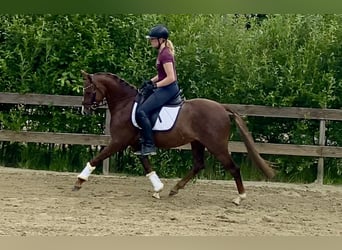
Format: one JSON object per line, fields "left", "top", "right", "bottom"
{"left": 81, "top": 74, "right": 138, "bottom": 114}
{"left": 82, "top": 82, "right": 107, "bottom": 111}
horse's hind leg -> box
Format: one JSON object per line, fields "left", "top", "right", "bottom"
{"left": 209, "top": 146, "right": 246, "bottom": 205}
{"left": 169, "top": 141, "right": 205, "bottom": 196}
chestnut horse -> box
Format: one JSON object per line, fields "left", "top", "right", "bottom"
{"left": 73, "top": 71, "right": 275, "bottom": 205}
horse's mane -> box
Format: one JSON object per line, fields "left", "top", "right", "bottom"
{"left": 94, "top": 72, "right": 137, "bottom": 90}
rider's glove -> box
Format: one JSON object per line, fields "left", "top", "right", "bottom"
{"left": 141, "top": 79, "right": 154, "bottom": 89}
{"left": 144, "top": 82, "right": 156, "bottom": 92}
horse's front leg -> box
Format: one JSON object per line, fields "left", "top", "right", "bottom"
{"left": 139, "top": 156, "right": 164, "bottom": 199}
{"left": 72, "top": 142, "right": 121, "bottom": 191}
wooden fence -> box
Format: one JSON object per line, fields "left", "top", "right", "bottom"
{"left": 1, "top": 92, "right": 342, "bottom": 184}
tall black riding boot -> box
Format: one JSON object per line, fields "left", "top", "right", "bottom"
{"left": 135, "top": 114, "right": 156, "bottom": 156}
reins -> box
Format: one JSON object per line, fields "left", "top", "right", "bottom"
{"left": 82, "top": 82, "right": 137, "bottom": 110}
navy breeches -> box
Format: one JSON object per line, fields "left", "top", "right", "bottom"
{"left": 136, "top": 81, "right": 179, "bottom": 119}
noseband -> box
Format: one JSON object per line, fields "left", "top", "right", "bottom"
{"left": 82, "top": 83, "right": 107, "bottom": 110}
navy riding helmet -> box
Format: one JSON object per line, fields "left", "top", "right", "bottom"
{"left": 146, "top": 25, "right": 169, "bottom": 39}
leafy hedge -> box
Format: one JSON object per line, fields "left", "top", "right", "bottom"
{"left": 0, "top": 14, "right": 341, "bottom": 183}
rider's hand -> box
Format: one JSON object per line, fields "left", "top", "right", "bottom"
{"left": 144, "top": 82, "right": 156, "bottom": 92}
{"left": 141, "top": 79, "right": 153, "bottom": 89}
{"left": 138, "top": 79, "right": 156, "bottom": 97}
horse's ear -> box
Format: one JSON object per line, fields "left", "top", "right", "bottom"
{"left": 81, "top": 70, "right": 92, "bottom": 82}
{"left": 81, "top": 70, "right": 88, "bottom": 78}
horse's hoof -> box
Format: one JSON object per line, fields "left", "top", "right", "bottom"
{"left": 232, "top": 197, "right": 241, "bottom": 206}
{"left": 72, "top": 185, "right": 81, "bottom": 191}
{"left": 152, "top": 192, "right": 161, "bottom": 199}
{"left": 72, "top": 178, "right": 85, "bottom": 191}
{"left": 169, "top": 189, "right": 178, "bottom": 196}
{"left": 232, "top": 193, "right": 246, "bottom": 206}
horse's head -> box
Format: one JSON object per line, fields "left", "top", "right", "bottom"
{"left": 81, "top": 70, "right": 106, "bottom": 115}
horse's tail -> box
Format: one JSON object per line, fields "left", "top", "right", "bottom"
{"left": 222, "top": 104, "right": 276, "bottom": 179}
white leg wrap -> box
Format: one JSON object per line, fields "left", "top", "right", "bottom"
{"left": 77, "top": 162, "right": 96, "bottom": 181}
{"left": 146, "top": 171, "right": 164, "bottom": 192}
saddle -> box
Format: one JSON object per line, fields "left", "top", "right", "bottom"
{"left": 131, "top": 89, "right": 184, "bottom": 131}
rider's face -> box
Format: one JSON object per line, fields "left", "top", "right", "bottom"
{"left": 149, "top": 38, "right": 160, "bottom": 48}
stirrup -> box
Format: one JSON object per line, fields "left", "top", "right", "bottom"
{"left": 141, "top": 144, "right": 156, "bottom": 156}
{"left": 133, "top": 148, "right": 156, "bottom": 156}
{"left": 133, "top": 150, "right": 142, "bottom": 155}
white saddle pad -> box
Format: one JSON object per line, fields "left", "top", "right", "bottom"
{"left": 131, "top": 102, "right": 181, "bottom": 131}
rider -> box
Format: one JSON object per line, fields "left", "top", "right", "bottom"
{"left": 135, "top": 24, "right": 180, "bottom": 156}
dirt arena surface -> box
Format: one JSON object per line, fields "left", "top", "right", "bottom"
{"left": 0, "top": 166, "right": 341, "bottom": 236}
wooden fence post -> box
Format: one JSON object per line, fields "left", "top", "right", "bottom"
{"left": 102, "top": 109, "right": 111, "bottom": 175}
{"left": 316, "top": 119, "right": 326, "bottom": 185}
